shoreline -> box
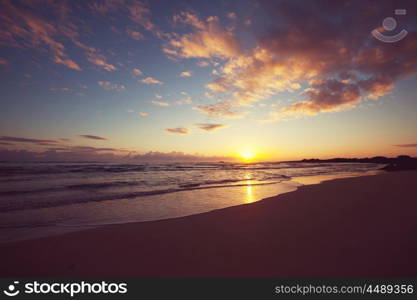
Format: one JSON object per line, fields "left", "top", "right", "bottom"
{"left": 0, "top": 170, "right": 380, "bottom": 244}
{"left": 1, "top": 171, "right": 416, "bottom": 277}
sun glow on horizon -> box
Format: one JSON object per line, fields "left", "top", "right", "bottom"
{"left": 239, "top": 150, "right": 256, "bottom": 162}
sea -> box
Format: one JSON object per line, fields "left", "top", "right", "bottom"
{"left": 0, "top": 161, "right": 384, "bottom": 243}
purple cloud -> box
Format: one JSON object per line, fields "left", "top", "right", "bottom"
{"left": 79, "top": 135, "right": 109, "bottom": 141}
{"left": 394, "top": 143, "right": 417, "bottom": 148}
{"left": 0, "top": 136, "right": 59, "bottom": 144}
{"left": 164, "top": 127, "right": 190, "bottom": 135}
{"left": 0, "top": 149, "right": 232, "bottom": 162}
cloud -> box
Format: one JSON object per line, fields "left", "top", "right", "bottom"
{"left": 0, "top": 136, "right": 59, "bottom": 144}
{"left": 227, "top": 12, "right": 237, "bottom": 20}
{"left": 141, "top": 77, "right": 163, "bottom": 85}
{"left": 176, "top": 96, "right": 192, "bottom": 105}
{"left": 98, "top": 81, "right": 126, "bottom": 91}
{"left": 49, "top": 87, "right": 72, "bottom": 92}
{"left": 0, "top": 1, "right": 123, "bottom": 72}
{"left": 126, "top": 0, "right": 154, "bottom": 31}
{"left": 172, "top": 11, "right": 205, "bottom": 29}
{"left": 197, "top": 61, "right": 209, "bottom": 67}
{"left": 151, "top": 100, "right": 170, "bottom": 107}
{"left": 0, "top": 1, "right": 82, "bottom": 70}
{"left": 0, "top": 145, "right": 232, "bottom": 163}
{"left": 281, "top": 80, "right": 361, "bottom": 115}
{"left": 394, "top": 143, "right": 417, "bottom": 148}
{"left": 71, "top": 146, "right": 121, "bottom": 152}
{"left": 86, "top": 52, "right": 116, "bottom": 71}
{"left": 79, "top": 135, "right": 109, "bottom": 141}
{"left": 163, "top": 12, "right": 240, "bottom": 59}
{"left": 359, "top": 77, "right": 394, "bottom": 100}
{"left": 194, "top": 101, "right": 247, "bottom": 118}
{"left": 131, "top": 68, "right": 143, "bottom": 76}
{"left": 139, "top": 112, "right": 148, "bottom": 117}
{"left": 53, "top": 58, "right": 82, "bottom": 71}
{"left": 0, "top": 58, "right": 9, "bottom": 65}
{"left": 165, "top": 127, "right": 190, "bottom": 135}
{"left": 205, "top": 77, "right": 229, "bottom": 92}
{"left": 170, "top": 1, "right": 417, "bottom": 120}
{"left": 154, "top": 93, "right": 162, "bottom": 99}
{"left": 127, "top": 28, "right": 144, "bottom": 40}
{"left": 90, "top": 0, "right": 154, "bottom": 32}
{"left": 0, "top": 149, "right": 232, "bottom": 163}
{"left": 196, "top": 123, "right": 228, "bottom": 131}
{"left": 132, "top": 151, "right": 231, "bottom": 162}
{"left": 180, "top": 70, "right": 192, "bottom": 77}
{"left": 0, "top": 147, "right": 133, "bottom": 162}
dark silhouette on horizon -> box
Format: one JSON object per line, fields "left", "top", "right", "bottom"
{"left": 300, "top": 155, "right": 417, "bottom": 171}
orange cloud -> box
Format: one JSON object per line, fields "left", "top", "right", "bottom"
{"left": 0, "top": 1, "right": 82, "bottom": 70}
{"left": 127, "top": 28, "right": 144, "bottom": 40}
{"left": 194, "top": 101, "right": 246, "bottom": 119}
{"left": 359, "top": 77, "right": 394, "bottom": 100}
{"left": 196, "top": 123, "right": 228, "bottom": 131}
{"left": 53, "top": 57, "right": 81, "bottom": 71}
{"left": 131, "top": 68, "right": 143, "bottom": 76}
{"left": 185, "top": 1, "right": 417, "bottom": 120}
{"left": 86, "top": 52, "right": 116, "bottom": 71}
{"left": 180, "top": 70, "right": 192, "bottom": 77}
{"left": 141, "top": 77, "right": 163, "bottom": 85}
{"left": 163, "top": 12, "right": 240, "bottom": 59}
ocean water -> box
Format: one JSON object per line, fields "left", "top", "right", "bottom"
{"left": 0, "top": 161, "right": 383, "bottom": 242}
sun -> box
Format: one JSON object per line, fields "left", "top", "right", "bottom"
{"left": 240, "top": 150, "right": 255, "bottom": 162}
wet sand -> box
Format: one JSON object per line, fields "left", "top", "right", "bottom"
{"left": 1, "top": 171, "right": 416, "bottom": 277}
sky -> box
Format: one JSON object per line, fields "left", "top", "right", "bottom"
{"left": 0, "top": 0, "right": 417, "bottom": 162}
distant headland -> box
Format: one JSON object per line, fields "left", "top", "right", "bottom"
{"left": 299, "top": 155, "right": 417, "bottom": 172}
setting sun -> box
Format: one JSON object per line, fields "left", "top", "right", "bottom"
{"left": 240, "top": 150, "right": 255, "bottom": 162}
{"left": 2, "top": 0, "right": 417, "bottom": 284}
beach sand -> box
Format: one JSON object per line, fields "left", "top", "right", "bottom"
{"left": 1, "top": 171, "right": 416, "bottom": 277}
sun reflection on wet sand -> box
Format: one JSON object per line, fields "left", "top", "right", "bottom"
{"left": 0, "top": 175, "right": 301, "bottom": 242}
{"left": 245, "top": 180, "right": 255, "bottom": 203}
